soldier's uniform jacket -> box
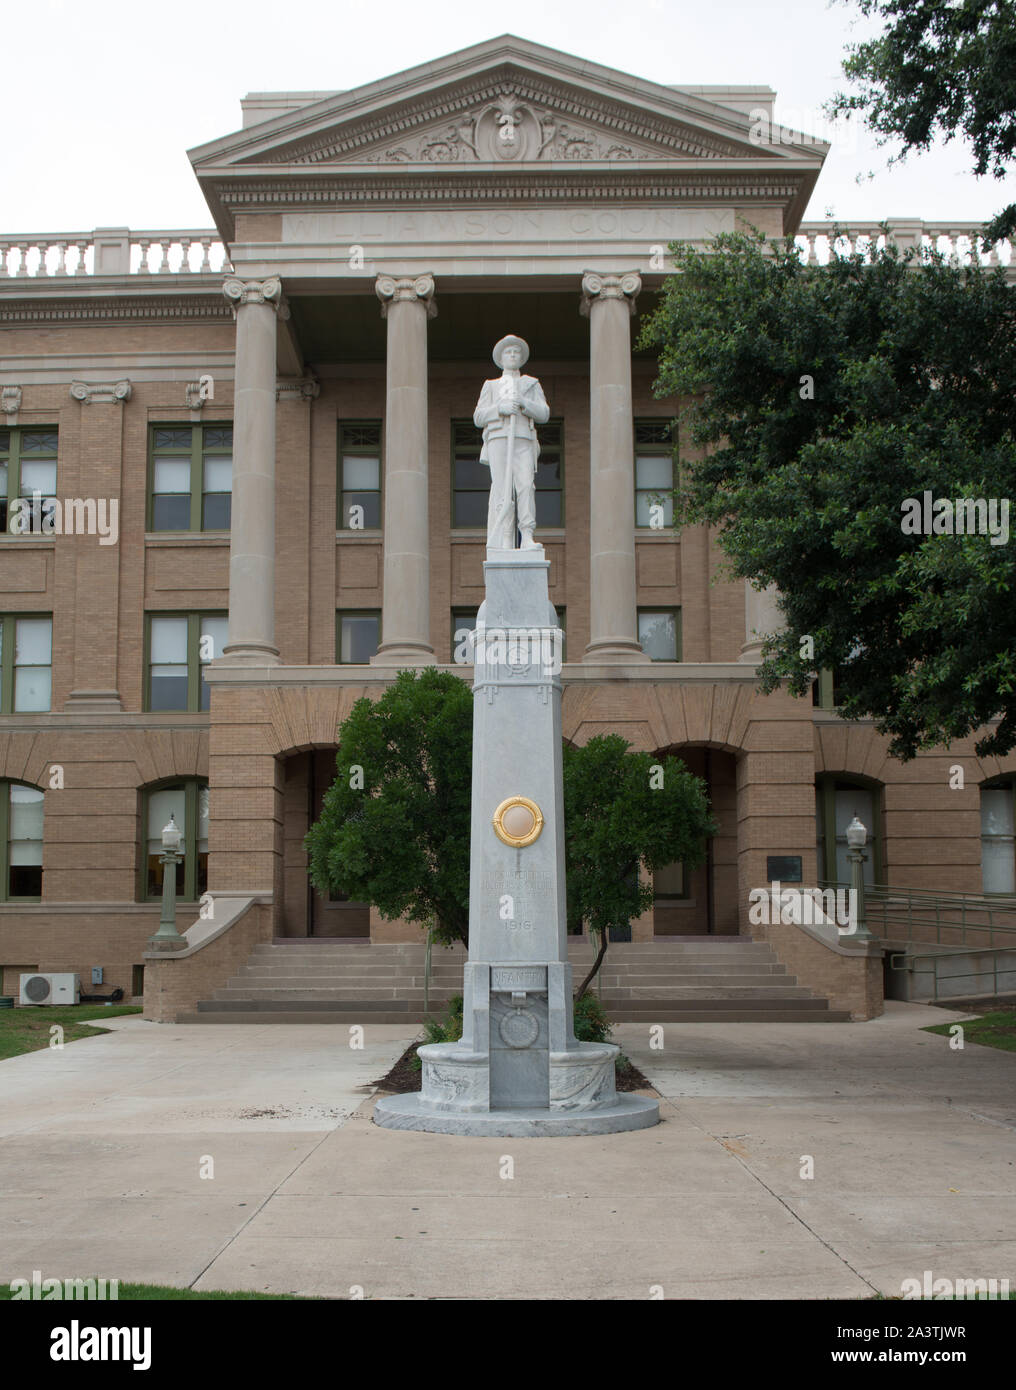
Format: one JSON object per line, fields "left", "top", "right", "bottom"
{"left": 473, "top": 374, "right": 550, "bottom": 465}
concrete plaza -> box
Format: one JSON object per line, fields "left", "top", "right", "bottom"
{"left": 1, "top": 1002, "right": 1013, "bottom": 1300}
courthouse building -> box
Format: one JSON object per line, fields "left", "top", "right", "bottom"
{"left": 0, "top": 36, "right": 1013, "bottom": 1023}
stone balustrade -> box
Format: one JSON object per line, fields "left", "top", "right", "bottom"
{"left": 3, "top": 222, "right": 1010, "bottom": 278}
{"left": 796, "top": 221, "right": 1013, "bottom": 268}
{"left": 0, "top": 229, "right": 231, "bottom": 278}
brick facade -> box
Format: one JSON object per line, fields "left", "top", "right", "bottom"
{"left": 2, "top": 39, "right": 1013, "bottom": 1022}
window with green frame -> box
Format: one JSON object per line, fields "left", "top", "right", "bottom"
{"left": 0, "top": 427, "right": 58, "bottom": 535}
{"left": 634, "top": 420, "right": 675, "bottom": 528}
{"left": 0, "top": 614, "right": 52, "bottom": 712}
{"left": 146, "top": 613, "right": 228, "bottom": 711}
{"left": 0, "top": 781, "right": 44, "bottom": 900}
{"left": 980, "top": 779, "right": 1016, "bottom": 894}
{"left": 637, "top": 608, "right": 681, "bottom": 662}
{"left": 148, "top": 425, "right": 232, "bottom": 531}
{"left": 451, "top": 419, "right": 563, "bottom": 529}
{"left": 338, "top": 421, "right": 382, "bottom": 530}
{"left": 451, "top": 607, "right": 566, "bottom": 664}
{"left": 141, "top": 780, "right": 208, "bottom": 901}
{"left": 336, "top": 610, "right": 381, "bottom": 664}
{"left": 816, "top": 775, "right": 881, "bottom": 886}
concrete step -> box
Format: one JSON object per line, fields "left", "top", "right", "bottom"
{"left": 193, "top": 935, "right": 845, "bottom": 1025}
{"left": 197, "top": 998, "right": 421, "bottom": 1014}
{"left": 181, "top": 1003, "right": 850, "bottom": 1025}
{"left": 212, "top": 986, "right": 461, "bottom": 1002}
{"left": 212, "top": 978, "right": 811, "bottom": 1000}
{"left": 606, "top": 1008, "right": 852, "bottom": 1023}
{"left": 600, "top": 985, "right": 813, "bottom": 1000}
{"left": 597, "top": 996, "right": 829, "bottom": 1012}
{"left": 179, "top": 1010, "right": 425, "bottom": 1025}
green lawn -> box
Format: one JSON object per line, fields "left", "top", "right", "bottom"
{"left": 0, "top": 1004, "right": 142, "bottom": 1061}
{"left": 1, "top": 1280, "right": 313, "bottom": 1301}
{"left": 922, "top": 1007, "right": 1016, "bottom": 1053}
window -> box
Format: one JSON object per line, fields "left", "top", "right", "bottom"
{"left": 451, "top": 607, "right": 566, "bottom": 664}
{"left": 149, "top": 425, "right": 232, "bottom": 532}
{"left": 0, "top": 428, "right": 58, "bottom": 535}
{"left": 654, "top": 861, "right": 687, "bottom": 900}
{"left": 813, "top": 669, "right": 837, "bottom": 708}
{"left": 0, "top": 615, "right": 52, "bottom": 712}
{"left": 142, "top": 780, "right": 208, "bottom": 901}
{"left": 0, "top": 782, "right": 44, "bottom": 900}
{"left": 451, "top": 608, "right": 478, "bottom": 664}
{"left": 816, "top": 776, "right": 881, "bottom": 885}
{"left": 336, "top": 610, "right": 380, "bottom": 663}
{"left": 634, "top": 420, "right": 674, "bottom": 528}
{"left": 534, "top": 421, "right": 563, "bottom": 527}
{"left": 813, "top": 645, "right": 863, "bottom": 708}
{"left": 451, "top": 419, "right": 563, "bottom": 529}
{"left": 146, "top": 613, "right": 227, "bottom": 711}
{"left": 338, "top": 422, "right": 382, "bottom": 530}
{"left": 981, "top": 782, "right": 1015, "bottom": 894}
{"left": 638, "top": 608, "right": 681, "bottom": 661}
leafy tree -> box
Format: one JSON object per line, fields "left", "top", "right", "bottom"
{"left": 828, "top": 0, "right": 1016, "bottom": 242}
{"left": 638, "top": 227, "right": 1016, "bottom": 759}
{"left": 305, "top": 668, "right": 472, "bottom": 945}
{"left": 306, "top": 677, "right": 715, "bottom": 989}
{"left": 563, "top": 735, "right": 715, "bottom": 999}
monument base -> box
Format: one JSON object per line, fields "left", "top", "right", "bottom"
{"left": 372, "top": 1038, "right": 660, "bottom": 1136}
{"left": 373, "top": 1091, "right": 659, "bottom": 1137}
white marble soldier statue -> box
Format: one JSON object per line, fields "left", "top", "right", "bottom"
{"left": 473, "top": 334, "right": 550, "bottom": 550}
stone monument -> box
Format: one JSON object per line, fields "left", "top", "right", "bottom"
{"left": 374, "top": 336, "right": 659, "bottom": 1136}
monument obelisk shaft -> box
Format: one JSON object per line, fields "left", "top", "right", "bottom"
{"left": 373, "top": 336, "right": 658, "bottom": 1136}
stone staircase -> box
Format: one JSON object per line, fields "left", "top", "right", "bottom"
{"left": 176, "top": 935, "right": 850, "bottom": 1024}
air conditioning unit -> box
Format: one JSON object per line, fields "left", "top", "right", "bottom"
{"left": 19, "top": 973, "right": 80, "bottom": 1006}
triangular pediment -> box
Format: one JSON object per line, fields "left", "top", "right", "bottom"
{"left": 190, "top": 35, "right": 820, "bottom": 173}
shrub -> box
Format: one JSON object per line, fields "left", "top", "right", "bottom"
{"left": 572, "top": 990, "right": 612, "bottom": 1044}
{"left": 422, "top": 993, "right": 464, "bottom": 1046}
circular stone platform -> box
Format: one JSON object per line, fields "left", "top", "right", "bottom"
{"left": 373, "top": 1092, "right": 660, "bottom": 1136}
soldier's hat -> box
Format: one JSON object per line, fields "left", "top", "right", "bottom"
{"left": 492, "top": 334, "right": 530, "bottom": 368}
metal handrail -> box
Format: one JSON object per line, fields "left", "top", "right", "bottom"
{"left": 819, "top": 879, "right": 1016, "bottom": 948}
{"left": 889, "top": 946, "right": 1016, "bottom": 1003}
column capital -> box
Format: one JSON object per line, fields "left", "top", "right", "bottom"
{"left": 579, "top": 271, "right": 641, "bottom": 317}
{"left": 276, "top": 377, "right": 320, "bottom": 403}
{"left": 222, "top": 275, "right": 283, "bottom": 311}
{"left": 69, "top": 379, "right": 131, "bottom": 405}
{"left": 375, "top": 273, "right": 437, "bottom": 319}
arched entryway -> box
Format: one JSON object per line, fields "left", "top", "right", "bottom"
{"left": 651, "top": 745, "right": 739, "bottom": 936}
{"left": 280, "top": 749, "right": 369, "bottom": 938}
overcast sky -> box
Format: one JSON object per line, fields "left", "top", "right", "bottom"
{"left": 10, "top": 0, "right": 1012, "bottom": 233}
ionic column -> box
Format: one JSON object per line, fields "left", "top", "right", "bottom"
{"left": 580, "top": 271, "right": 649, "bottom": 662}
{"left": 372, "top": 273, "right": 436, "bottom": 665}
{"left": 740, "top": 582, "right": 785, "bottom": 662}
{"left": 221, "top": 275, "right": 282, "bottom": 664}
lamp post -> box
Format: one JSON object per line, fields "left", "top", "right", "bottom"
{"left": 147, "top": 814, "right": 186, "bottom": 951}
{"left": 845, "top": 815, "right": 874, "bottom": 941}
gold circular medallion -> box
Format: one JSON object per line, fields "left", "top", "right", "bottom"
{"left": 492, "top": 795, "right": 544, "bottom": 848}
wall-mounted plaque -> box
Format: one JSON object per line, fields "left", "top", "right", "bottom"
{"left": 767, "top": 856, "right": 803, "bottom": 883}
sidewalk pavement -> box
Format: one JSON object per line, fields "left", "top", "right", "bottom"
{"left": 0, "top": 1001, "right": 1013, "bottom": 1300}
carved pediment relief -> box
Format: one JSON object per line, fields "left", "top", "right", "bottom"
{"left": 258, "top": 74, "right": 762, "bottom": 168}
{"left": 361, "top": 92, "right": 650, "bottom": 164}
